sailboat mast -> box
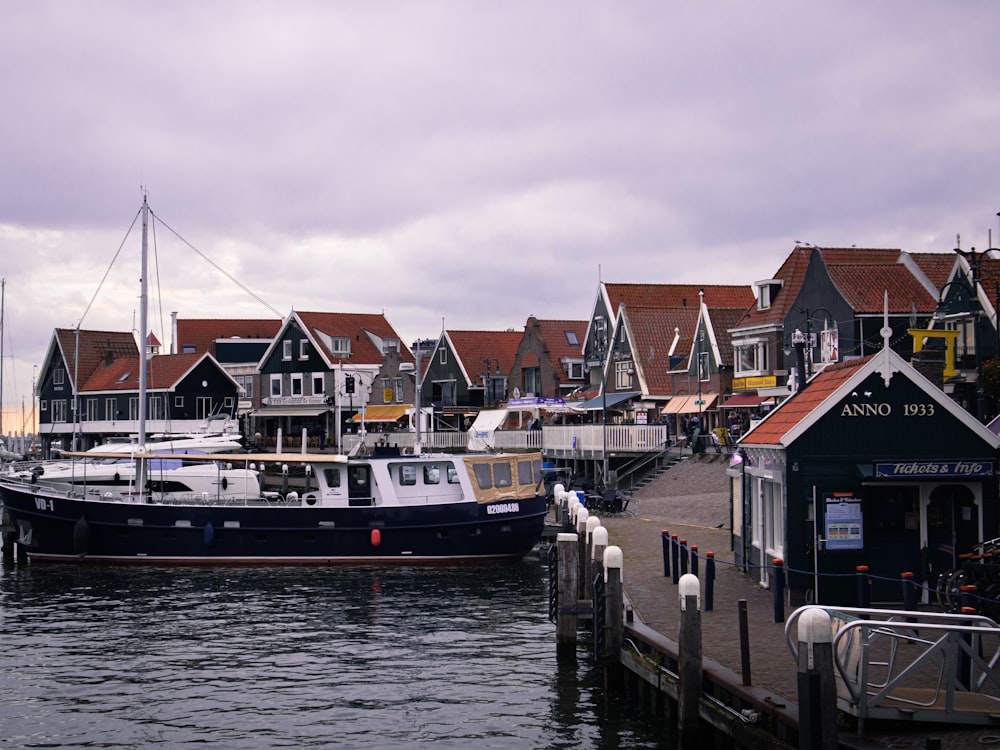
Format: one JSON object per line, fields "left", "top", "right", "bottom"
{"left": 0, "top": 277, "right": 4, "bottom": 440}
{"left": 138, "top": 196, "right": 149, "bottom": 446}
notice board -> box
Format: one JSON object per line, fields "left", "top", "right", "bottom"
{"left": 824, "top": 494, "right": 864, "bottom": 551}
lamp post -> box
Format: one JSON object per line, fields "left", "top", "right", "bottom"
{"left": 794, "top": 306, "right": 836, "bottom": 379}
{"left": 481, "top": 357, "right": 500, "bottom": 406}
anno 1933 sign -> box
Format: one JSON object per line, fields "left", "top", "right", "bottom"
{"left": 874, "top": 460, "right": 995, "bottom": 479}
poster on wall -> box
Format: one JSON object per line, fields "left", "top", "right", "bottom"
{"left": 824, "top": 494, "right": 863, "bottom": 551}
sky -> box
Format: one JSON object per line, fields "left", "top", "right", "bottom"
{"left": 2, "top": 1, "right": 1000, "bottom": 431}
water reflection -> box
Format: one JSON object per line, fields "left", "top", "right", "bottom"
{"left": 0, "top": 558, "right": 672, "bottom": 748}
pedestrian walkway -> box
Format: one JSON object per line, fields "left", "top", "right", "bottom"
{"left": 598, "top": 455, "right": 997, "bottom": 750}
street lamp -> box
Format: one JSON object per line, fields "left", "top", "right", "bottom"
{"left": 481, "top": 357, "right": 500, "bottom": 406}
{"left": 794, "top": 306, "right": 836, "bottom": 379}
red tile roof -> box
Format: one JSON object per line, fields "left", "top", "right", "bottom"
{"left": 176, "top": 318, "right": 282, "bottom": 355}
{"left": 534, "top": 319, "right": 588, "bottom": 361}
{"left": 605, "top": 283, "right": 753, "bottom": 312}
{"left": 621, "top": 306, "right": 699, "bottom": 396}
{"left": 53, "top": 329, "right": 139, "bottom": 388}
{"left": 295, "top": 311, "right": 413, "bottom": 366}
{"left": 826, "top": 264, "right": 937, "bottom": 314}
{"left": 740, "top": 356, "right": 872, "bottom": 446}
{"left": 81, "top": 352, "right": 210, "bottom": 392}
{"left": 910, "top": 252, "right": 956, "bottom": 292}
{"left": 445, "top": 330, "right": 524, "bottom": 383}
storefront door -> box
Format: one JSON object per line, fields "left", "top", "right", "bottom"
{"left": 922, "top": 484, "right": 980, "bottom": 586}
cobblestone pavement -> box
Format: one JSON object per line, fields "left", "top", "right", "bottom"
{"left": 598, "top": 454, "right": 1000, "bottom": 750}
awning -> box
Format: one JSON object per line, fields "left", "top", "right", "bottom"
{"left": 576, "top": 391, "right": 641, "bottom": 411}
{"left": 252, "top": 406, "right": 330, "bottom": 418}
{"left": 350, "top": 405, "right": 410, "bottom": 423}
{"left": 661, "top": 393, "right": 719, "bottom": 414}
{"left": 722, "top": 393, "right": 767, "bottom": 408}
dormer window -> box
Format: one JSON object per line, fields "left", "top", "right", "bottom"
{"left": 755, "top": 279, "right": 783, "bottom": 311}
{"left": 330, "top": 337, "right": 350, "bottom": 357}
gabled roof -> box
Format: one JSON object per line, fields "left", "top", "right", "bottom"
{"left": 80, "top": 352, "right": 224, "bottom": 392}
{"left": 51, "top": 329, "right": 139, "bottom": 389}
{"left": 909, "top": 252, "right": 955, "bottom": 292}
{"left": 604, "top": 283, "right": 753, "bottom": 314}
{"left": 443, "top": 330, "right": 524, "bottom": 386}
{"left": 826, "top": 263, "right": 937, "bottom": 314}
{"left": 290, "top": 311, "right": 413, "bottom": 367}
{"left": 176, "top": 318, "right": 282, "bottom": 355}
{"left": 734, "top": 246, "right": 813, "bottom": 329}
{"left": 533, "top": 319, "right": 588, "bottom": 361}
{"left": 619, "top": 306, "right": 699, "bottom": 396}
{"left": 740, "top": 347, "right": 1000, "bottom": 449}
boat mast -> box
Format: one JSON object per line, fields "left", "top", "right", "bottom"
{"left": 0, "top": 277, "right": 4, "bottom": 441}
{"left": 137, "top": 194, "right": 149, "bottom": 497}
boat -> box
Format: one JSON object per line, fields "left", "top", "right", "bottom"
{"left": 0, "top": 448, "right": 548, "bottom": 563}
{"left": 0, "top": 196, "right": 548, "bottom": 564}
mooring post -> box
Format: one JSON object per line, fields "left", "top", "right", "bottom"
{"left": 856, "top": 565, "right": 871, "bottom": 608}
{"left": 738, "top": 599, "right": 752, "bottom": 685}
{"left": 585, "top": 515, "right": 600, "bottom": 598}
{"left": 604, "top": 545, "right": 624, "bottom": 670}
{"left": 592, "top": 525, "right": 608, "bottom": 580}
{"left": 671, "top": 534, "right": 680, "bottom": 584}
{"left": 679, "top": 538, "right": 688, "bottom": 576}
{"left": 772, "top": 558, "right": 785, "bottom": 623}
{"left": 556, "top": 532, "right": 580, "bottom": 657}
{"left": 796, "top": 607, "right": 838, "bottom": 750}
{"left": 661, "top": 529, "right": 670, "bottom": 578}
{"left": 705, "top": 552, "right": 715, "bottom": 612}
{"left": 576, "top": 507, "right": 590, "bottom": 599}
{"left": 901, "top": 571, "right": 917, "bottom": 612}
{"left": 552, "top": 483, "right": 566, "bottom": 525}
{"left": 690, "top": 544, "right": 699, "bottom": 578}
{"left": 678, "top": 573, "right": 704, "bottom": 747}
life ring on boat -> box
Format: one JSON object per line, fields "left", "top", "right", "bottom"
{"left": 221, "top": 477, "right": 228, "bottom": 491}
{"left": 371, "top": 528, "right": 381, "bottom": 547}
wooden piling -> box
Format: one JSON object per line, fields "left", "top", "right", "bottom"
{"left": 556, "top": 532, "right": 579, "bottom": 657}
{"left": 604, "top": 545, "right": 624, "bottom": 678}
{"left": 796, "top": 607, "right": 838, "bottom": 750}
{"left": 678, "top": 573, "right": 703, "bottom": 746}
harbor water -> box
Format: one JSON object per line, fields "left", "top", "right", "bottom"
{"left": 0, "top": 553, "right": 674, "bottom": 749}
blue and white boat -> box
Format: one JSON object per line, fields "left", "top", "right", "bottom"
{"left": 0, "top": 448, "right": 548, "bottom": 564}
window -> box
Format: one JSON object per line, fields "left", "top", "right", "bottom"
{"left": 54, "top": 368, "right": 65, "bottom": 386}
{"left": 299, "top": 340, "right": 309, "bottom": 360}
{"left": 594, "top": 316, "right": 608, "bottom": 349}
{"left": 423, "top": 465, "right": 441, "bottom": 484}
{"left": 565, "top": 330, "right": 579, "bottom": 346}
{"left": 523, "top": 367, "right": 540, "bottom": 395}
{"left": 52, "top": 400, "right": 66, "bottom": 422}
{"left": 312, "top": 374, "right": 325, "bottom": 396}
{"left": 472, "top": 464, "right": 492, "bottom": 489}
{"left": 394, "top": 377, "right": 403, "bottom": 403}
{"left": 382, "top": 339, "right": 400, "bottom": 354}
{"left": 399, "top": 465, "right": 417, "bottom": 486}
{"left": 446, "top": 464, "right": 460, "bottom": 484}
{"left": 323, "top": 468, "right": 341, "bottom": 488}
{"left": 197, "top": 396, "right": 212, "bottom": 419}
{"left": 149, "top": 395, "right": 164, "bottom": 420}
{"left": 330, "top": 337, "right": 350, "bottom": 356}
{"left": 270, "top": 375, "right": 282, "bottom": 397}
{"left": 40, "top": 400, "right": 47, "bottom": 412}
{"left": 492, "top": 462, "right": 512, "bottom": 488}
{"left": 106, "top": 398, "right": 116, "bottom": 420}
{"left": 517, "top": 460, "right": 533, "bottom": 485}
{"left": 181, "top": 344, "right": 196, "bottom": 354}
{"left": 129, "top": 397, "right": 138, "bottom": 420}
{"left": 698, "top": 351, "right": 710, "bottom": 382}
{"left": 291, "top": 374, "right": 303, "bottom": 396}
{"left": 439, "top": 348, "right": 448, "bottom": 365}
{"left": 224, "top": 397, "right": 234, "bottom": 409}
{"left": 175, "top": 395, "right": 184, "bottom": 408}
{"left": 282, "top": 340, "right": 292, "bottom": 360}
{"left": 735, "top": 341, "right": 768, "bottom": 376}
{"left": 615, "top": 360, "right": 633, "bottom": 389}
{"left": 568, "top": 361, "right": 583, "bottom": 380}
{"left": 84, "top": 398, "right": 98, "bottom": 421}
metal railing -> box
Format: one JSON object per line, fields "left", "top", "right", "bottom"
{"left": 786, "top": 605, "right": 1000, "bottom": 731}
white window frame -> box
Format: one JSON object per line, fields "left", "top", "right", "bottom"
{"left": 312, "top": 373, "right": 325, "bottom": 396}
{"left": 299, "top": 339, "right": 309, "bottom": 360}
{"left": 734, "top": 339, "right": 769, "bottom": 377}
{"left": 52, "top": 399, "right": 67, "bottom": 422}
{"left": 291, "top": 373, "right": 304, "bottom": 396}
{"left": 282, "top": 340, "right": 292, "bottom": 360}
{"left": 270, "top": 374, "right": 282, "bottom": 397}
{"left": 614, "top": 360, "right": 632, "bottom": 389}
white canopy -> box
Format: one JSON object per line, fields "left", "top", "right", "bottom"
{"left": 466, "top": 409, "right": 508, "bottom": 451}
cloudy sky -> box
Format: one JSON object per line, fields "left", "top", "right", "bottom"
{"left": 2, "top": 1, "right": 1000, "bottom": 425}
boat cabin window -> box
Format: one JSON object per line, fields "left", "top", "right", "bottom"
{"left": 493, "top": 462, "right": 512, "bottom": 488}
{"left": 399, "top": 465, "right": 417, "bottom": 486}
{"left": 323, "top": 468, "right": 341, "bottom": 488}
{"left": 447, "top": 465, "right": 460, "bottom": 484}
{"left": 472, "top": 464, "right": 493, "bottom": 490}
{"left": 424, "top": 465, "right": 440, "bottom": 485}
{"left": 517, "top": 460, "right": 534, "bottom": 486}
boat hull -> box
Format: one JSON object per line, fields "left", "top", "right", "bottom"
{"left": 0, "top": 483, "right": 548, "bottom": 564}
